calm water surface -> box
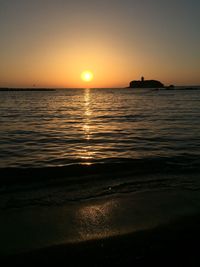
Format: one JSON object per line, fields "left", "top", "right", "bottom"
{"left": 0, "top": 88, "right": 200, "bottom": 168}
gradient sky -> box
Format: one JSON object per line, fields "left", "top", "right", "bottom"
{"left": 0, "top": 0, "right": 199, "bottom": 88}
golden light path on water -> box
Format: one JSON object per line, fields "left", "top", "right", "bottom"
{"left": 76, "top": 88, "right": 144, "bottom": 164}
{"left": 79, "top": 88, "right": 96, "bottom": 163}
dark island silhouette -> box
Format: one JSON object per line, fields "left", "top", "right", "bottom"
{"left": 129, "top": 76, "right": 164, "bottom": 88}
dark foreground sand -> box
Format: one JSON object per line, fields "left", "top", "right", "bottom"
{"left": 1, "top": 189, "right": 200, "bottom": 266}
{"left": 2, "top": 214, "right": 200, "bottom": 266}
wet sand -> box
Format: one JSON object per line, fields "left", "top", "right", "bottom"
{"left": 3, "top": 214, "right": 200, "bottom": 266}
{"left": 1, "top": 189, "right": 200, "bottom": 266}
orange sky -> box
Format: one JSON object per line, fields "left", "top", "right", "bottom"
{"left": 0, "top": 0, "right": 199, "bottom": 88}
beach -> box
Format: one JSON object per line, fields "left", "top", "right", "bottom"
{"left": 1, "top": 184, "right": 200, "bottom": 266}
{"left": 4, "top": 214, "right": 199, "bottom": 266}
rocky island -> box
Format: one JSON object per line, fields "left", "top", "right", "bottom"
{"left": 129, "top": 77, "right": 164, "bottom": 88}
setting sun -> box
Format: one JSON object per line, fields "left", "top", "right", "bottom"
{"left": 81, "top": 71, "right": 94, "bottom": 82}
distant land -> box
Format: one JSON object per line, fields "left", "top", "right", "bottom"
{"left": 129, "top": 77, "right": 165, "bottom": 88}
{"left": 0, "top": 88, "right": 56, "bottom": 91}
{"left": 0, "top": 85, "right": 200, "bottom": 91}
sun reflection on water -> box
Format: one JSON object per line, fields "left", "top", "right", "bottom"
{"left": 79, "top": 88, "right": 96, "bottom": 163}
{"left": 83, "top": 88, "right": 91, "bottom": 139}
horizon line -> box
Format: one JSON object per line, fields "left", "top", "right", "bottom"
{"left": 1, "top": 85, "right": 200, "bottom": 90}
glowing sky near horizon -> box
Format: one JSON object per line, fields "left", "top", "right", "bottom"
{"left": 0, "top": 0, "right": 199, "bottom": 88}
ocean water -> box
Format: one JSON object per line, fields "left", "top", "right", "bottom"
{"left": 0, "top": 88, "right": 200, "bottom": 208}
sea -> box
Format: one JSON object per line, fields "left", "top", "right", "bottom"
{"left": 0, "top": 87, "right": 200, "bottom": 209}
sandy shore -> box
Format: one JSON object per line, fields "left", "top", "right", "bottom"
{"left": 1, "top": 189, "right": 200, "bottom": 266}
{"left": 2, "top": 213, "right": 200, "bottom": 266}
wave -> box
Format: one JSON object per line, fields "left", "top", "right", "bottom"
{"left": 0, "top": 154, "right": 199, "bottom": 187}
{"left": 0, "top": 154, "right": 200, "bottom": 210}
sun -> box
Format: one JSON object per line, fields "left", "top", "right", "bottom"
{"left": 81, "top": 70, "right": 94, "bottom": 82}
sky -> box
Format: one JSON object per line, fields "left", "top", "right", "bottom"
{"left": 0, "top": 0, "right": 199, "bottom": 88}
